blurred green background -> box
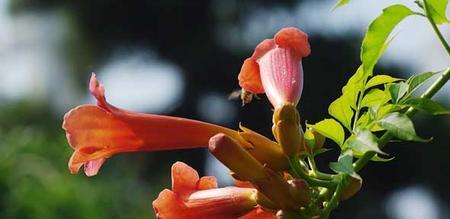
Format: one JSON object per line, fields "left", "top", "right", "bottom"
{"left": 0, "top": 0, "right": 449, "bottom": 218}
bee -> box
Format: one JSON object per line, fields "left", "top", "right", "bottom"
{"left": 228, "top": 89, "right": 259, "bottom": 106}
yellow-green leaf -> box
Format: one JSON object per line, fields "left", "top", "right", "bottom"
{"left": 361, "top": 88, "right": 390, "bottom": 108}
{"left": 329, "top": 96, "right": 354, "bottom": 130}
{"left": 334, "top": 0, "right": 350, "bottom": 8}
{"left": 361, "top": 5, "right": 413, "bottom": 75}
{"left": 308, "top": 119, "right": 345, "bottom": 147}
{"left": 366, "top": 75, "right": 401, "bottom": 89}
{"left": 426, "top": 0, "right": 449, "bottom": 24}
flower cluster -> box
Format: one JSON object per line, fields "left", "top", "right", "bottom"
{"left": 62, "top": 27, "right": 347, "bottom": 218}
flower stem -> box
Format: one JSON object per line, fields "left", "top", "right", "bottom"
{"left": 320, "top": 174, "right": 347, "bottom": 219}
{"left": 308, "top": 156, "right": 333, "bottom": 180}
{"left": 354, "top": 67, "right": 450, "bottom": 171}
{"left": 289, "top": 156, "right": 336, "bottom": 189}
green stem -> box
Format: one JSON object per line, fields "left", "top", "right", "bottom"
{"left": 354, "top": 67, "right": 450, "bottom": 171}
{"left": 308, "top": 156, "right": 333, "bottom": 180}
{"left": 320, "top": 174, "right": 347, "bottom": 219}
{"left": 289, "top": 156, "right": 336, "bottom": 188}
{"left": 423, "top": 0, "right": 450, "bottom": 57}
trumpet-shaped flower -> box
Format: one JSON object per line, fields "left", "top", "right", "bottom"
{"left": 63, "top": 74, "right": 288, "bottom": 176}
{"left": 152, "top": 162, "right": 276, "bottom": 219}
{"left": 238, "top": 27, "right": 310, "bottom": 108}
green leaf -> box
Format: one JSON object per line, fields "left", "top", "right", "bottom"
{"left": 354, "top": 151, "right": 394, "bottom": 162}
{"left": 361, "top": 5, "right": 413, "bottom": 75}
{"left": 308, "top": 119, "right": 345, "bottom": 147}
{"left": 342, "top": 66, "right": 365, "bottom": 109}
{"left": 334, "top": 0, "right": 350, "bottom": 8}
{"left": 378, "top": 112, "right": 429, "bottom": 142}
{"left": 330, "top": 150, "right": 354, "bottom": 175}
{"left": 389, "top": 82, "right": 409, "bottom": 103}
{"left": 361, "top": 88, "right": 390, "bottom": 108}
{"left": 406, "top": 71, "right": 439, "bottom": 94}
{"left": 366, "top": 75, "right": 401, "bottom": 89}
{"left": 403, "top": 98, "right": 450, "bottom": 115}
{"left": 370, "top": 154, "right": 395, "bottom": 162}
{"left": 304, "top": 129, "right": 316, "bottom": 150}
{"left": 426, "top": 0, "right": 449, "bottom": 24}
{"left": 346, "top": 129, "right": 386, "bottom": 155}
{"left": 329, "top": 96, "right": 354, "bottom": 130}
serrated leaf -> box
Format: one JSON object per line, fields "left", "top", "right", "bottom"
{"left": 426, "top": 0, "right": 449, "bottom": 24}
{"left": 346, "top": 129, "right": 386, "bottom": 155}
{"left": 378, "top": 112, "right": 429, "bottom": 142}
{"left": 389, "top": 82, "right": 409, "bottom": 103}
{"left": 366, "top": 75, "right": 401, "bottom": 89}
{"left": 330, "top": 150, "right": 354, "bottom": 175}
{"left": 308, "top": 119, "right": 345, "bottom": 147}
{"left": 361, "top": 88, "right": 390, "bottom": 108}
{"left": 406, "top": 71, "right": 439, "bottom": 95}
{"left": 329, "top": 96, "right": 354, "bottom": 130}
{"left": 403, "top": 98, "right": 450, "bottom": 115}
{"left": 361, "top": 5, "right": 413, "bottom": 75}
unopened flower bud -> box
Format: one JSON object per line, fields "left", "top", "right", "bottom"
{"left": 288, "top": 179, "right": 311, "bottom": 207}
{"left": 272, "top": 104, "right": 304, "bottom": 156}
{"left": 209, "top": 133, "right": 267, "bottom": 181}
{"left": 254, "top": 167, "right": 298, "bottom": 210}
{"left": 239, "top": 125, "right": 290, "bottom": 171}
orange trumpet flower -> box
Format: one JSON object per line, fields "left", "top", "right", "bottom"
{"left": 63, "top": 74, "right": 288, "bottom": 176}
{"left": 152, "top": 162, "right": 276, "bottom": 219}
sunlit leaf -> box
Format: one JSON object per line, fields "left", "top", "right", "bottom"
{"left": 426, "top": 0, "right": 449, "bottom": 24}
{"left": 342, "top": 66, "right": 365, "bottom": 109}
{"left": 330, "top": 150, "right": 354, "bottom": 175}
{"left": 366, "top": 75, "right": 401, "bottom": 89}
{"left": 361, "top": 88, "right": 390, "bottom": 108}
{"left": 403, "top": 97, "right": 450, "bottom": 115}
{"left": 406, "top": 71, "right": 439, "bottom": 95}
{"left": 389, "top": 82, "right": 409, "bottom": 103}
{"left": 378, "top": 112, "right": 429, "bottom": 142}
{"left": 308, "top": 119, "right": 345, "bottom": 147}
{"left": 304, "top": 129, "right": 316, "bottom": 150}
{"left": 329, "top": 96, "right": 354, "bottom": 130}
{"left": 346, "top": 129, "right": 386, "bottom": 155}
{"left": 361, "top": 5, "right": 413, "bottom": 75}
{"left": 357, "top": 112, "right": 371, "bottom": 127}
{"left": 334, "top": 0, "right": 350, "bottom": 8}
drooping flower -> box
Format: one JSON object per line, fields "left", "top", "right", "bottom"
{"left": 63, "top": 74, "right": 288, "bottom": 176}
{"left": 238, "top": 27, "right": 310, "bottom": 108}
{"left": 152, "top": 162, "right": 276, "bottom": 219}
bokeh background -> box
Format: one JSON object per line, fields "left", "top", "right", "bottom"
{"left": 0, "top": 0, "right": 449, "bottom": 218}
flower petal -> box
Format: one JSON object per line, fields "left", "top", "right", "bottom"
{"left": 238, "top": 58, "right": 264, "bottom": 94}
{"left": 252, "top": 39, "right": 276, "bottom": 60}
{"left": 171, "top": 162, "right": 200, "bottom": 196}
{"left": 239, "top": 208, "right": 277, "bottom": 219}
{"left": 274, "top": 27, "right": 311, "bottom": 58}
{"left": 198, "top": 176, "right": 219, "bottom": 190}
